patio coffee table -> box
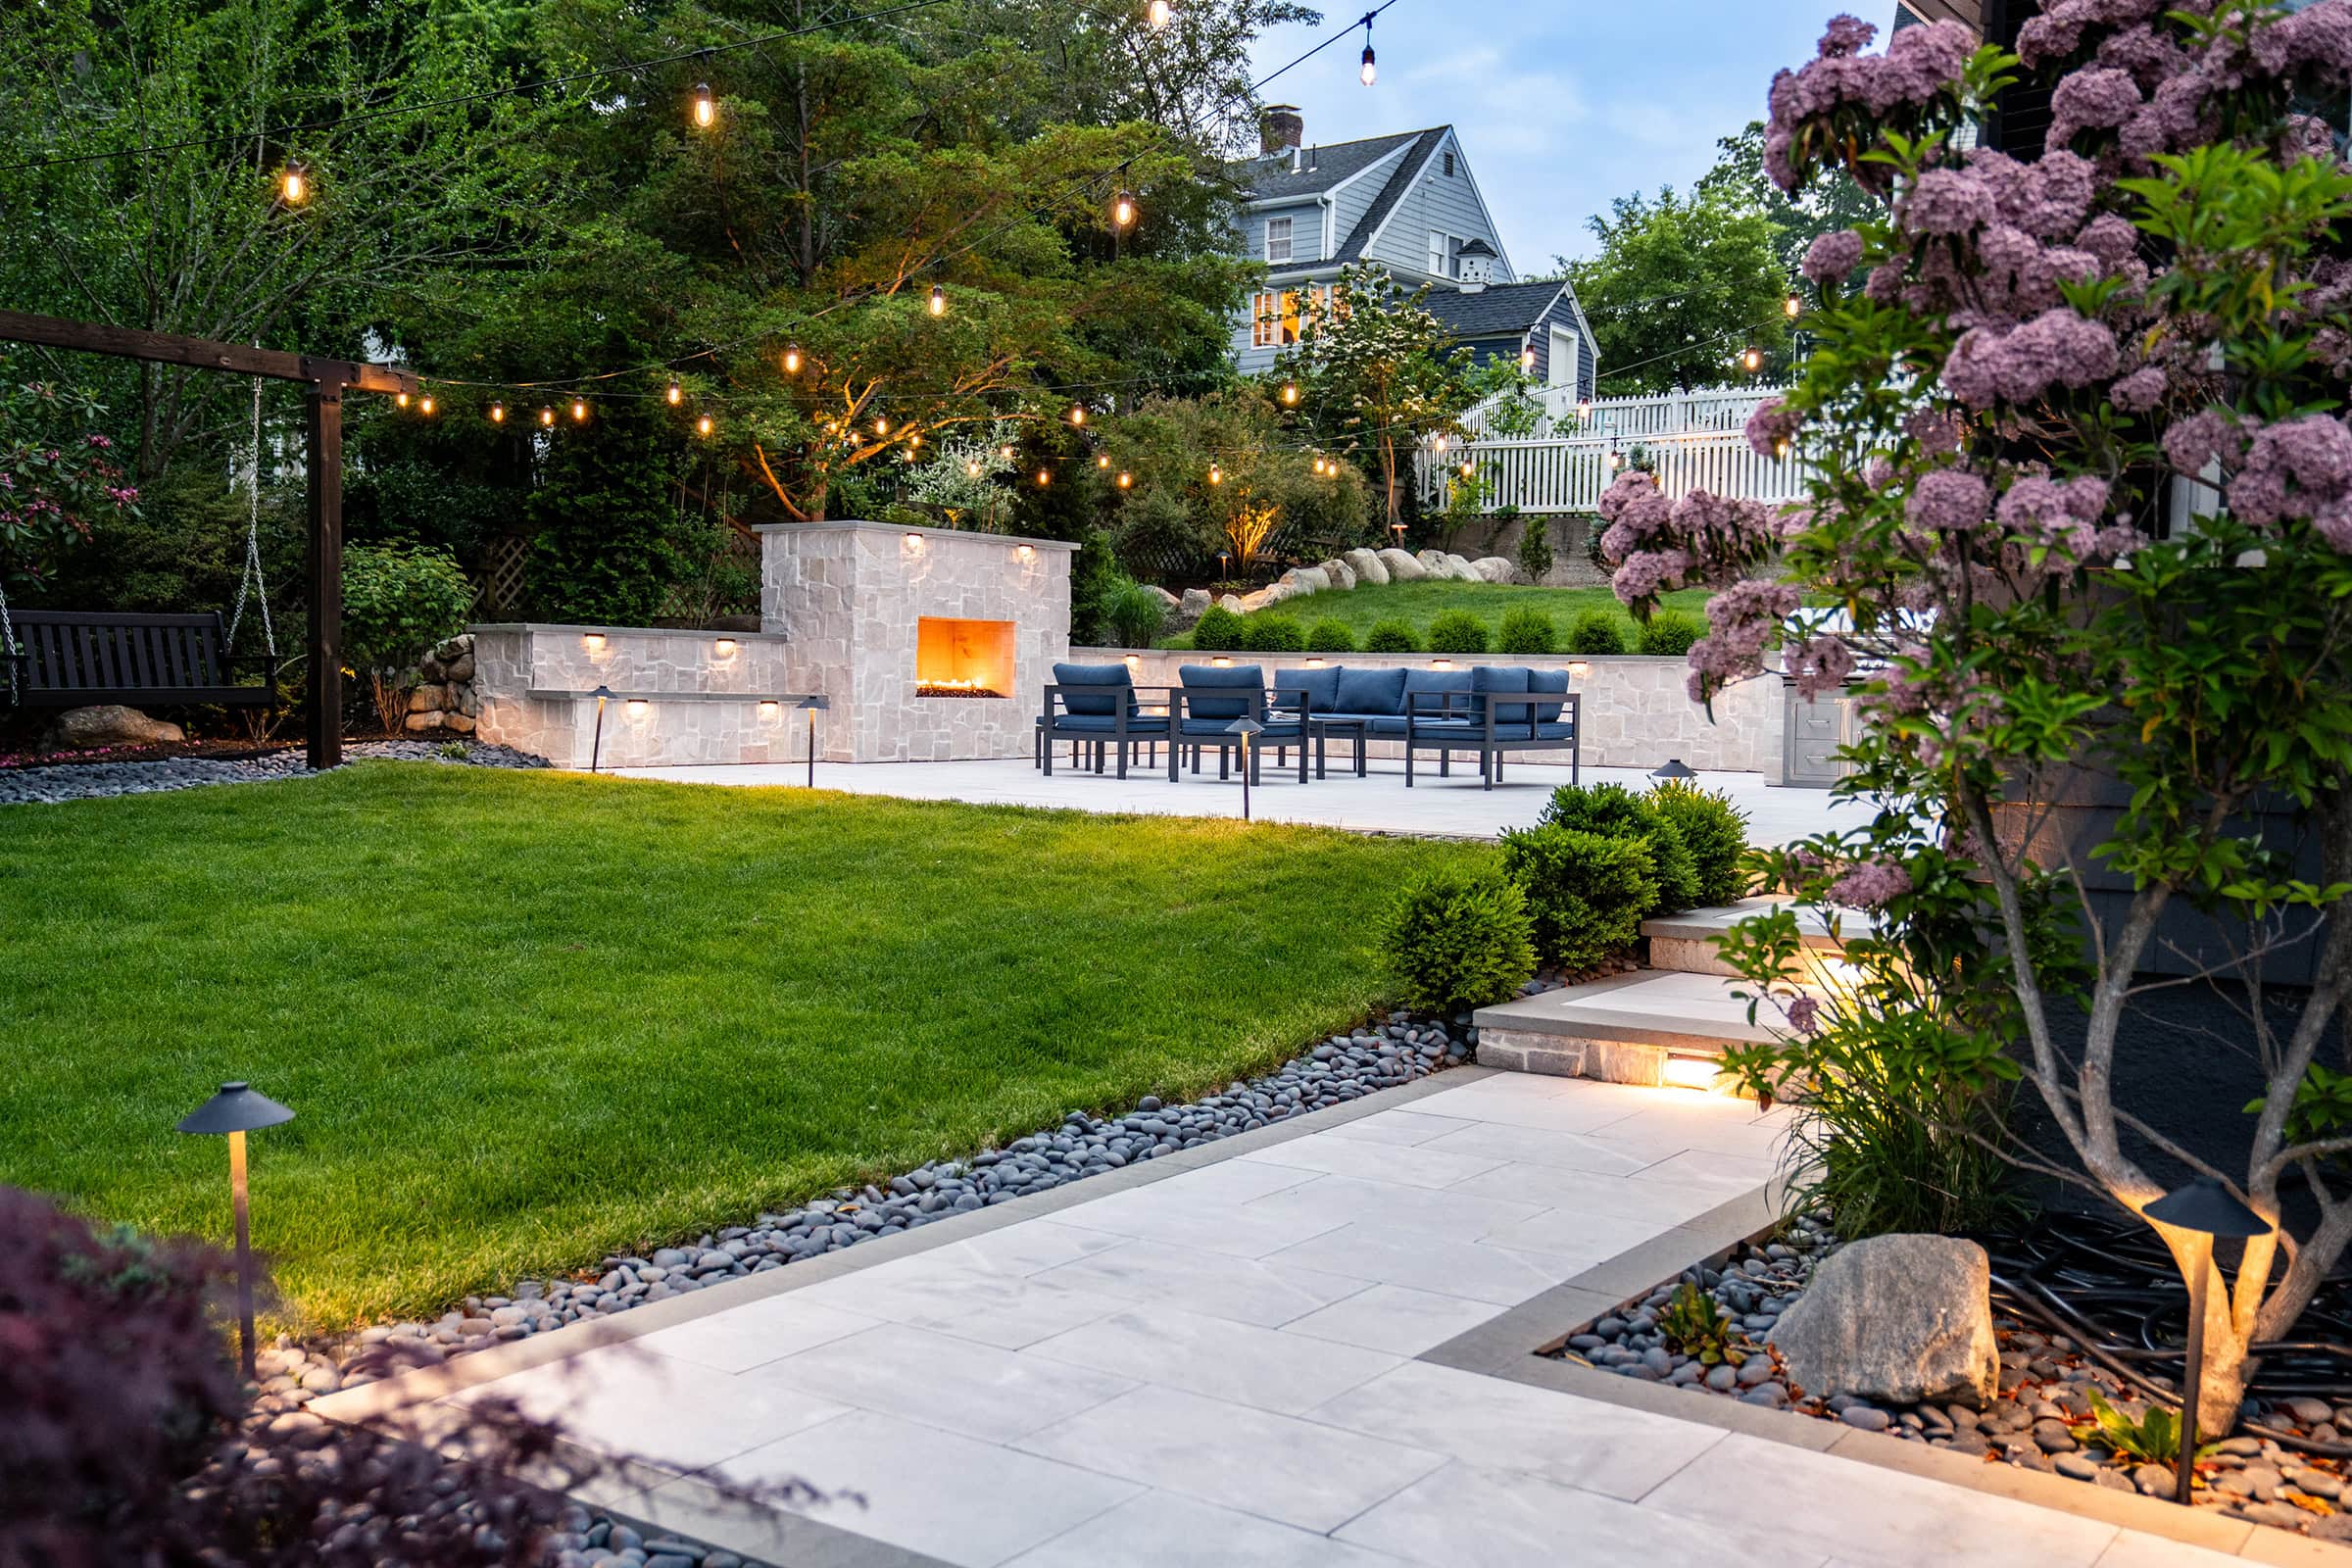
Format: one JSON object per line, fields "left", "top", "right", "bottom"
{"left": 1308, "top": 716, "right": 1369, "bottom": 779}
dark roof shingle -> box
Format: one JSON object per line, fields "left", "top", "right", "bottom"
{"left": 1422, "top": 280, "right": 1572, "bottom": 338}
{"left": 1233, "top": 128, "right": 1435, "bottom": 204}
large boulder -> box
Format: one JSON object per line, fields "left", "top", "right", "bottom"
{"left": 1239, "top": 582, "right": 1298, "bottom": 612}
{"left": 49, "top": 705, "right": 184, "bottom": 749}
{"left": 1767, "top": 1235, "right": 1999, "bottom": 1407}
{"left": 1180, "top": 588, "right": 1214, "bottom": 616}
{"left": 1345, "top": 548, "right": 1390, "bottom": 586}
{"left": 1145, "top": 584, "right": 1181, "bottom": 612}
{"left": 1444, "top": 553, "right": 1482, "bottom": 581}
{"left": 1217, "top": 593, "right": 1246, "bottom": 614}
{"left": 1471, "top": 556, "right": 1521, "bottom": 584}
{"left": 1318, "top": 558, "right": 1357, "bottom": 591}
{"left": 1280, "top": 565, "right": 1331, "bottom": 595}
{"left": 1377, "top": 548, "right": 1428, "bottom": 581}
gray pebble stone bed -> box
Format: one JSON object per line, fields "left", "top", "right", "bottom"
{"left": 0, "top": 738, "right": 548, "bottom": 806}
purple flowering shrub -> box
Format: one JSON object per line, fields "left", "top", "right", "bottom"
{"left": 0, "top": 364, "right": 140, "bottom": 593}
{"left": 1642, "top": 2, "right": 2352, "bottom": 1429}
{"left": 0, "top": 1184, "right": 818, "bottom": 1565}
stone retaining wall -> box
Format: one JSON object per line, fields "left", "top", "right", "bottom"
{"left": 1075, "top": 649, "right": 1787, "bottom": 777}
{"left": 402, "top": 634, "right": 481, "bottom": 733}
{"left": 468, "top": 624, "right": 806, "bottom": 769}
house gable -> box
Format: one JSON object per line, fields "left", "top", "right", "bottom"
{"left": 1358, "top": 129, "right": 1514, "bottom": 286}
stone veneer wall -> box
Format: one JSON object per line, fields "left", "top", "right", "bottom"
{"left": 469, "top": 624, "right": 808, "bottom": 769}
{"left": 759, "top": 521, "right": 1073, "bottom": 763}
{"left": 1077, "top": 649, "right": 1787, "bottom": 778}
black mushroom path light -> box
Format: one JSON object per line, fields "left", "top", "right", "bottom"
{"left": 1228, "top": 714, "right": 1264, "bottom": 821}
{"left": 2145, "top": 1176, "right": 2275, "bottom": 1504}
{"left": 802, "top": 694, "right": 831, "bottom": 788}
{"left": 1650, "top": 758, "right": 1696, "bottom": 787}
{"left": 590, "top": 684, "right": 615, "bottom": 773}
{"left": 176, "top": 1082, "right": 296, "bottom": 1382}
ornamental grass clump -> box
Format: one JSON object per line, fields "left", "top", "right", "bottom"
{"left": 1379, "top": 863, "right": 1539, "bottom": 1014}
{"left": 1610, "top": 2, "right": 2352, "bottom": 1430}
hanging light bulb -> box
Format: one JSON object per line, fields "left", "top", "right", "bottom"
{"left": 783, "top": 344, "right": 803, "bottom": 374}
{"left": 875, "top": 415, "right": 890, "bottom": 436}
{"left": 539, "top": 407, "right": 557, "bottom": 428}
{"left": 908, "top": 432, "right": 922, "bottom": 450}
{"left": 1112, "top": 191, "right": 1137, "bottom": 229}
{"left": 1775, "top": 438, "right": 1790, "bottom": 459}
{"left": 1280, "top": 380, "right": 1299, "bottom": 406}
{"left": 396, "top": 392, "right": 410, "bottom": 409}
{"left": 1520, "top": 345, "right": 1537, "bottom": 372}
{"left": 666, "top": 381, "right": 683, "bottom": 405}
{"left": 419, "top": 395, "right": 435, "bottom": 416}
{"left": 1311, "top": 456, "right": 1325, "bottom": 475}
{"left": 1359, "top": 17, "right": 1378, "bottom": 87}
{"left": 966, "top": 459, "right": 982, "bottom": 477}
{"left": 1037, "top": 468, "right": 1052, "bottom": 486}
{"left": 1097, "top": 454, "right": 1110, "bottom": 468}
{"left": 490, "top": 401, "right": 506, "bottom": 423}
{"left": 279, "top": 164, "right": 308, "bottom": 204}
{"left": 1460, "top": 460, "right": 1474, "bottom": 478}
{"left": 1742, "top": 346, "right": 1763, "bottom": 372}
{"left": 1001, "top": 444, "right": 1015, "bottom": 462}
{"left": 1432, "top": 432, "right": 1447, "bottom": 455}
{"left": 572, "top": 399, "right": 589, "bottom": 421}
{"left": 1147, "top": 0, "right": 1172, "bottom": 28}
{"left": 929, "top": 284, "right": 947, "bottom": 317}
{"left": 1579, "top": 399, "right": 1593, "bottom": 420}
{"left": 693, "top": 82, "right": 715, "bottom": 129}
{"left": 1785, "top": 293, "right": 1802, "bottom": 318}
{"left": 1068, "top": 404, "right": 1087, "bottom": 427}
{"left": 1208, "top": 463, "right": 1222, "bottom": 485}
{"left": 1117, "top": 470, "right": 1133, "bottom": 488}
{"left": 698, "top": 414, "right": 714, "bottom": 436}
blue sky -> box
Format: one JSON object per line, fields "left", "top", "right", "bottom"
{"left": 1244, "top": 1, "right": 1903, "bottom": 270}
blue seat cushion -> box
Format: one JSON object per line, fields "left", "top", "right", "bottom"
{"left": 1054, "top": 662, "right": 1133, "bottom": 717}
{"left": 1361, "top": 714, "right": 1410, "bottom": 737}
{"left": 1178, "top": 663, "right": 1264, "bottom": 720}
{"left": 1473, "top": 664, "right": 1536, "bottom": 722}
{"left": 1180, "top": 717, "right": 1302, "bottom": 740}
{"left": 1042, "top": 713, "right": 1170, "bottom": 734}
{"left": 1530, "top": 668, "right": 1570, "bottom": 724}
{"left": 1276, "top": 664, "right": 1343, "bottom": 714}
{"left": 1334, "top": 666, "right": 1408, "bottom": 716}
{"left": 1485, "top": 722, "right": 1576, "bottom": 742}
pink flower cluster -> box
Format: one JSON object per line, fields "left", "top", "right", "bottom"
{"left": 1995, "top": 473, "right": 2132, "bottom": 561}
{"left": 2230, "top": 416, "right": 2352, "bottom": 550}
{"left": 1598, "top": 472, "right": 1778, "bottom": 613}
{"left": 1764, "top": 17, "right": 1977, "bottom": 191}
{"left": 1906, "top": 468, "right": 1991, "bottom": 535}
{"left": 2015, "top": 0, "right": 2171, "bottom": 69}
{"left": 1801, "top": 228, "right": 1864, "bottom": 287}
{"left": 1785, "top": 633, "right": 1858, "bottom": 701}
{"left": 1826, "top": 859, "right": 1914, "bottom": 909}
{"left": 1899, "top": 168, "right": 1995, "bottom": 235}
{"left": 2251, "top": 2, "right": 2352, "bottom": 81}
{"left": 1688, "top": 578, "right": 1802, "bottom": 703}
{"left": 1744, "top": 397, "right": 1802, "bottom": 458}
{"left": 1940, "top": 308, "right": 2119, "bottom": 407}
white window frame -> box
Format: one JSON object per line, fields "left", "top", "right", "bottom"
{"left": 1264, "top": 217, "right": 1294, "bottom": 264}
{"left": 1426, "top": 229, "right": 1465, "bottom": 279}
{"left": 1548, "top": 326, "right": 1580, "bottom": 389}
{"left": 1251, "top": 290, "right": 1278, "bottom": 349}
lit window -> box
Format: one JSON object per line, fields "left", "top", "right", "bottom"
{"left": 1265, "top": 217, "right": 1293, "bottom": 264}
{"left": 1252, "top": 291, "right": 1279, "bottom": 348}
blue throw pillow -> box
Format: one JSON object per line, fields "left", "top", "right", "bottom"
{"left": 1473, "top": 664, "right": 1534, "bottom": 722}
{"left": 1333, "top": 665, "right": 1408, "bottom": 716}
{"left": 1054, "top": 662, "right": 1133, "bottom": 717}
{"left": 1179, "top": 663, "right": 1264, "bottom": 720}
{"left": 1402, "top": 667, "right": 1473, "bottom": 718}
{"left": 1530, "top": 667, "right": 1570, "bottom": 724}
{"left": 1277, "top": 664, "right": 1343, "bottom": 714}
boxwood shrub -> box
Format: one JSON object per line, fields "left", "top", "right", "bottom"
{"left": 1537, "top": 780, "right": 1703, "bottom": 915}
{"left": 1380, "top": 863, "right": 1539, "bottom": 1014}
{"left": 1637, "top": 610, "right": 1705, "bottom": 657}
{"left": 1564, "top": 610, "right": 1628, "bottom": 656}
{"left": 1306, "top": 618, "right": 1357, "bottom": 652}
{"left": 1363, "top": 619, "right": 1420, "bottom": 653}
{"left": 1239, "top": 615, "right": 1306, "bottom": 653}
{"left": 1495, "top": 606, "right": 1558, "bottom": 656}
{"left": 1426, "top": 610, "right": 1491, "bottom": 655}
{"left": 1497, "top": 825, "right": 1658, "bottom": 972}
{"left": 1189, "top": 604, "right": 1245, "bottom": 650}
{"left": 1650, "top": 779, "right": 1752, "bottom": 906}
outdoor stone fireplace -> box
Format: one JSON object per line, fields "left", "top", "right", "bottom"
{"left": 758, "top": 520, "right": 1072, "bottom": 762}
{"left": 468, "top": 520, "right": 1070, "bottom": 769}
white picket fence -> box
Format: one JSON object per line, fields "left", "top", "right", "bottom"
{"left": 1433, "top": 383, "right": 1805, "bottom": 513}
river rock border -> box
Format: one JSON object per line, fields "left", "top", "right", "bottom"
{"left": 1549, "top": 1224, "right": 2352, "bottom": 1544}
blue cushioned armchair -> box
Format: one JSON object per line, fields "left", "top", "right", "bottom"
{"left": 1038, "top": 662, "right": 1172, "bottom": 779}
{"left": 1403, "top": 664, "right": 1580, "bottom": 789}
{"left": 1172, "top": 664, "right": 1307, "bottom": 784}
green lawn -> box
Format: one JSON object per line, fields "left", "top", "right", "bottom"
{"left": 1160, "top": 578, "right": 1714, "bottom": 650}
{"left": 0, "top": 764, "right": 1477, "bottom": 1329}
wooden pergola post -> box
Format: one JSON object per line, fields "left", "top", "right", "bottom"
{"left": 0, "top": 310, "right": 416, "bottom": 770}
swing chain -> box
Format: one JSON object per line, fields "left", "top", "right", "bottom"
{"left": 225, "top": 369, "right": 277, "bottom": 659}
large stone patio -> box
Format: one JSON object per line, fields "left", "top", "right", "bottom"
{"left": 610, "top": 759, "right": 1863, "bottom": 847}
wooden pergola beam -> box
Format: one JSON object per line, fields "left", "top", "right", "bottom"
{"left": 0, "top": 308, "right": 422, "bottom": 769}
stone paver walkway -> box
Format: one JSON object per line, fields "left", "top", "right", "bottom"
{"left": 377, "top": 1074, "right": 2256, "bottom": 1568}
{"left": 610, "top": 760, "right": 1861, "bottom": 847}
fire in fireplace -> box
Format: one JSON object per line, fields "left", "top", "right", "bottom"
{"left": 915, "top": 616, "right": 1014, "bottom": 699}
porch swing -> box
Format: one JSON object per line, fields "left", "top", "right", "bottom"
{"left": 2, "top": 374, "right": 282, "bottom": 713}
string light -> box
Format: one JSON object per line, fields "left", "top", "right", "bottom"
{"left": 278, "top": 163, "right": 308, "bottom": 204}
{"left": 571, "top": 399, "right": 589, "bottom": 421}
{"left": 1312, "top": 456, "right": 1325, "bottom": 474}
{"left": 1111, "top": 191, "right": 1137, "bottom": 229}
{"left": 783, "top": 344, "right": 803, "bottom": 374}
{"left": 929, "top": 284, "right": 947, "bottom": 317}
{"left": 419, "top": 395, "right": 435, "bottom": 416}
{"left": 1520, "top": 345, "right": 1536, "bottom": 372}
{"left": 1359, "top": 13, "right": 1377, "bottom": 86}
{"left": 539, "top": 407, "right": 556, "bottom": 427}
{"left": 698, "top": 414, "right": 714, "bottom": 436}
{"left": 1741, "top": 346, "right": 1763, "bottom": 373}
{"left": 490, "top": 401, "right": 506, "bottom": 423}
{"left": 875, "top": 416, "right": 890, "bottom": 435}
{"left": 1001, "top": 444, "right": 1015, "bottom": 461}
{"left": 1147, "top": 0, "right": 1172, "bottom": 28}
{"left": 1208, "top": 463, "right": 1222, "bottom": 485}
{"left": 1036, "top": 468, "right": 1052, "bottom": 486}
{"left": 1097, "top": 455, "right": 1110, "bottom": 468}
{"left": 396, "top": 392, "right": 410, "bottom": 409}
{"left": 1785, "top": 294, "right": 1802, "bottom": 318}
{"left": 965, "top": 459, "right": 982, "bottom": 476}
{"left": 1432, "top": 432, "right": 1446, "bottom": 455}
{"left": 1459, "top": 460, "right": 1473, "bottom": 478}
{"left": 693, "top": 82, "right": 715, "bottom": 128}
{"left": 1117, "top": 470, "right": 1133, "bottom": 488}
{"left": 1280, "top": 381, "right": 1299, "bottom": 406}
{"left": 666, "top": 381, "right": 682, "bottom": 405}
{"left": 1068, "top": 404, "right": 1087, "bottom": 427}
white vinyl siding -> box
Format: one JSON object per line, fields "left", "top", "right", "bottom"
{"left": 1265, "top": 217, "right": 1293, "bottom": 264}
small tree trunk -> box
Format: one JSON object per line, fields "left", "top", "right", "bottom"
{"left": 2191, "top": 1285, "right": 2254, "bottom": 1441}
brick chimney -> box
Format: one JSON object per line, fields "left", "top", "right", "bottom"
{"left": 1260, "top": 105, "right": 1303, "bottom": 157}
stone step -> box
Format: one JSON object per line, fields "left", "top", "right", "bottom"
{"left": 1642, "top": 898, "right": 1850, "bottom": 982}
{"left": 1473, "top": 969, "right": 1821, "bottom": 1094}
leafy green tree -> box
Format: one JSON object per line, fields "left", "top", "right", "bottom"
{"left": 1699, "top": 122, "right": 1878, "bottom": 294}
{"left": 1272, "top": 265, "right": 1474, "bottom": 528}
{"left": 1100, "top": 387, "right": 1370, "bottom": 575}
{"left": 1562, "top": 185, "right": 1789, "bottom": 395}
{"left": 525, "top": 402, "right": 690, "bottom": 624}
